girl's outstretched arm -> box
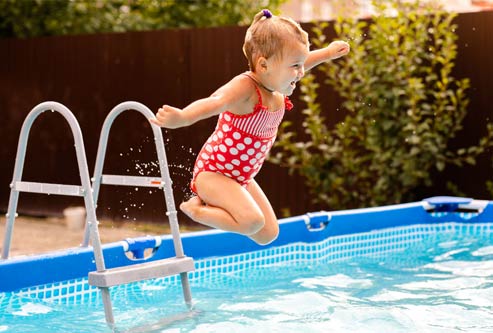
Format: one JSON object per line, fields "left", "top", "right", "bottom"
{"left": 151, "top": 75, "right": 251, "bottom": 129}
{"left": 151, "top": 96, "right": 225, "bottom": 129}
{"left": 305, "top": 40, "right": 350, "bottom": 71}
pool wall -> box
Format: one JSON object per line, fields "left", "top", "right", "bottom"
{"left": 1, "top": 196, "right": 492, "bottom": 293}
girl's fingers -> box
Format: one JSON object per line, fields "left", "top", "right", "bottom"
{"left": 150, "top": 118, "right": 160, "bottom": 126}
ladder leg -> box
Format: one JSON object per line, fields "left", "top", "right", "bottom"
{"left": 179, "top": 272, "right": 193, "bottom": 309}
{"left": 1, "top": 189, "right": 19, "bottom": 259}
{"left": 101, "top": 287, "right": 115, "bottom": 329}
{"left": 1, "top": 208, "right": 17, "bottom": 259}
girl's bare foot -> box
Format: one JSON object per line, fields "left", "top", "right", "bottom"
{"left": 179, "top": 196, "right": 204, "bottom": 220}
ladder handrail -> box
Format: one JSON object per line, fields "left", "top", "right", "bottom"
{"left": 1, "top": 102, "right": 105, "bottom": 270}
{"left": 84, "top": 101, "right": 185, "bottom": 258}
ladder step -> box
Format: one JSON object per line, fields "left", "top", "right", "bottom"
{"left": 14, "top": 181, "right": 85, "bottom": 196}
{"left": 101, "top": 174, "right": 164, "bottom": 188}
{"left": 88, "top": 257, "right": 194, "bottom": 287}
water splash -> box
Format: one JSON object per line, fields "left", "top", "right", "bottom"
{"left": 111, "top": 139, "right": 196, "bottom": 220}
{"left": 12, "top": 303, "right": 53, "bottom": 317}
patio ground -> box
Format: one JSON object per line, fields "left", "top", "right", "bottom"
{"left": 0, "top": 216, "right": 201, "bottom": 258}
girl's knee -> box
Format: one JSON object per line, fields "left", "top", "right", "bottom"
{"left": 250, "top": 222, "right": 279, "bottom": 245}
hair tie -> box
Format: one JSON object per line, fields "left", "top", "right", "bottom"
{"left": 262, "top": 9, "right": 272, "bottom": 19}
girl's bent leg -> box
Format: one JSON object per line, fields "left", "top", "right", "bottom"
{"left": 180, "top": 172, "right": 265, "bottom": 235}
{"left": 245, "top": 179, "right": 279, "bottom": 245}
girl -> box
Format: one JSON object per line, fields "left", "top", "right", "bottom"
{"left": 151, "top": 9, "right": 349, "bottom": 245}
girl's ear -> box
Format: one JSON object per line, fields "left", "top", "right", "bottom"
{"left": 256, "top": 56, "right": 268, "bottom": 72}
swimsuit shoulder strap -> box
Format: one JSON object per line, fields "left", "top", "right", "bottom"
{"left": 241, "top": 72, "right": 263, "bottom": 105}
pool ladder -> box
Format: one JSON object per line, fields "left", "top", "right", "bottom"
{"left": 1, "top": 101, "right": 194, "bottom": 330}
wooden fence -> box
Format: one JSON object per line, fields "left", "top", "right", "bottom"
{"left": 0, "top": 10, "right": 492, "bottom": 224}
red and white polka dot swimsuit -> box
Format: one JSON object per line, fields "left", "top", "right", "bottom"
{"left": 191, "top": 74, "right": 293, "bottom": 193}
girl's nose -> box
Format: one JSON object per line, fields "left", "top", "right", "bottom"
{"left": 298, "top": 66, "right": 305, "bottom": 79}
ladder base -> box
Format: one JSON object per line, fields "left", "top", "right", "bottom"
{"left": 88, "top": 256, "right": 194, "bottom": 287}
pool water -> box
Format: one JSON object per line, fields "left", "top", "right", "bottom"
{"left": 1, "top": 229, "right": 492, "bottom": 332}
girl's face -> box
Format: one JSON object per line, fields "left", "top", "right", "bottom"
{"left": 261, "top": 42, "right": 309, "bottom": 96}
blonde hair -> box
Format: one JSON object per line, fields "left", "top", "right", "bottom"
{"left": 243, "top": 9, "right": 309, "bottom": 71}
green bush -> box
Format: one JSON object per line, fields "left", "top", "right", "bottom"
{"left": 271, "top": 0, "right": 493, "bottom": 209}
{"left": 0, "top": 0, "right": 286, "bottom": 38}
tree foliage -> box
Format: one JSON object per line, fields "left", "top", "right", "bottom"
{"left": 0, "top": 0, "right": 286, "bottom": 38}
{"left": 270, "top": 0, "right": 493, "bottom": 209}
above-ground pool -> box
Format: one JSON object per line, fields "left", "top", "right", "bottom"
{"left": 1, "top": 196, "right": 493, "bottom": 332}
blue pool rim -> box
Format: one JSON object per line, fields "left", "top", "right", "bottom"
{"left": 1, "top": 196, "right": 492, "bottom": 293}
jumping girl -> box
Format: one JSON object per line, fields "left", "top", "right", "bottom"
{"left": 151, "top": 9, "right": 349, "bottom": 245}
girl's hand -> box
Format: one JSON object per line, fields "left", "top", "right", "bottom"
{"left": 328, "top": 40, "right": 350, "bottom": 59}
{"left": 150, "top": 105, "right": 187, "bottom": 129}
